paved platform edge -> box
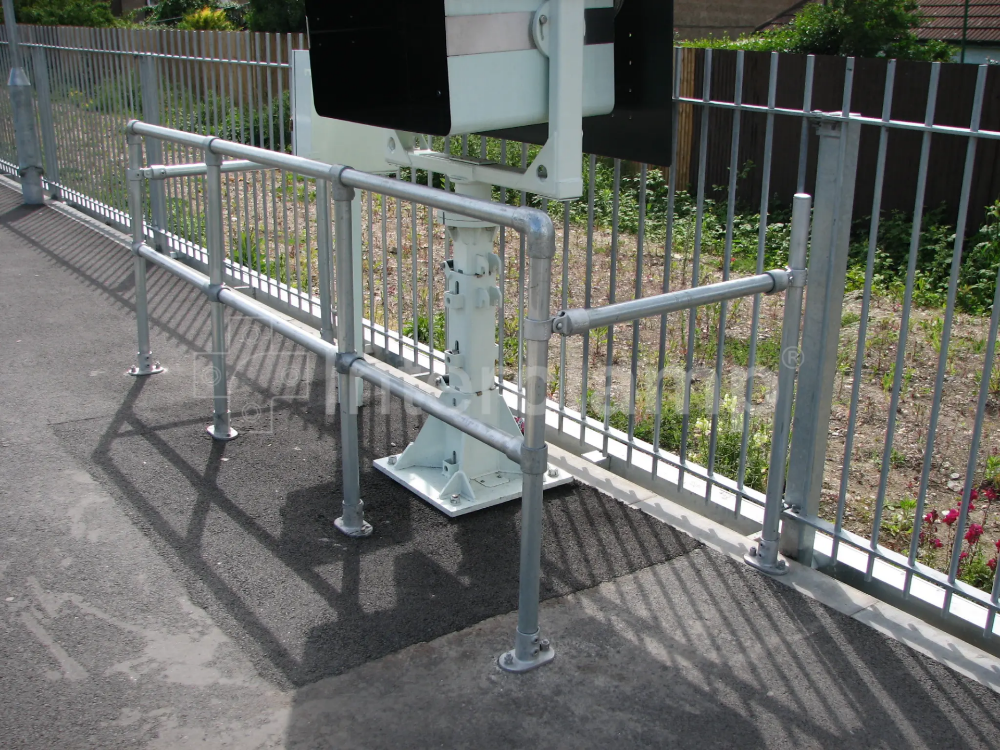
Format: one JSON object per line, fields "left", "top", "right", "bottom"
{"left": 18, "top": 175, "right": 1000, "bottom": 697}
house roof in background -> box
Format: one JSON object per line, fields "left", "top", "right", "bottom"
{"left": 760, "top": 0, "right": 1000, "bottom": 45}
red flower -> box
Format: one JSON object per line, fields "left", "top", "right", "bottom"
{"left": 984, "top": 488, "right": 998, "bottom": 502}
{"left": 965, "top": 524, "right": 985, "bottom": 545}
{"left": 960, "top": 551, "right": 970, "bottom": 562}
{"left": 995, "top": 539, "right": 1000, "bottom": 552}
{"left": 989, "top": 558, "right": 998, "bottom": 571}
{"left": 971, "top": 489, "right": 979, "bottom": 501}
{"left": 923, "top": 512, "right": 935, "bottom": 524}
{"left": 943, "top": 509, "right": 960, "bottom": 526}
{"left": 932, "top": 538, "right": 944, "bottom": 549}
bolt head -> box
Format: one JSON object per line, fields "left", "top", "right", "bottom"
{"left": 539, "top": 639, "right": 550, "bottom": 651}
{"left": 547, "top": 468, "right": 558, "bottom": 478}
{"left": 387, "top": 455, "right": 397, "bottom": 466}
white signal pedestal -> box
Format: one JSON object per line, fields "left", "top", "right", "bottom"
{"left": 373, "top": 182, "right": 571, "bottom": 516}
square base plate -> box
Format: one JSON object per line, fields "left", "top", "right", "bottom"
{"left": 372, "top": 458, "right": 573, "bottom": 517}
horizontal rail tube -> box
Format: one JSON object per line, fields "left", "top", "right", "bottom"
{"left": 350, "top": 359, "right": 525, "bottom": 464}
{"left": 126, "top": 121, "right": 547, "bottom": 235}
{"left": 135, "top": 242, "right": 213, "bottom": 295}
{"left": 552, "top": 270, "right": 791, "bottom": 337}
{"left": 134, "top": 239, "right": 524, "bottom": 465}
{"left": 141, "top": 160, "right": 270, "bottom": 179}
{"left": 221, "top": 289, "right": 524, "bottom": 463}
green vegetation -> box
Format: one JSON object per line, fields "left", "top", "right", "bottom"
{"left": 0, "top": 0, "right": 115, "bottom": 27}
{"left": 682, "top": 0, "right": 952, "bottom": 62}
{"left": 177, "top": 7, "right": 234, "bottom": 31}
{"left": 245, "top": 0, "right": 304, "bottom": 33}
{"left": 590, "top": 386, "right": 773, "bottom": 493}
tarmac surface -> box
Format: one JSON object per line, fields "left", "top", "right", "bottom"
{"left": 3, "top": 185, "right": 1000, "bottom": 748}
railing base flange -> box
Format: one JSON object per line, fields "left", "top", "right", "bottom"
{"left": 127, "top": 363, "right": 165, "bottom": 378}
{"left": 206, "top": 425, "right": 238, "bottom": 441}
{"left": 334, "top": 517, "right": 373, "bottom": 538}
{"left": 744, "top": 545, "right": 790, "bottom": 576}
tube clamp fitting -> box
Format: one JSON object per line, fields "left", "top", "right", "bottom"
{"left": 766, "top": 270, "right": 791, "bottom": 295}
{"left": 519, "top": 444, "right": 548, "bottom": 475}
{"left": 131, "top": 241, "right": 147, "bottom": 257}
{"left": 787, "top": 268, "right": 808, "bottom": 288}
{"left": 206, "top": 283, "right": 228, "bottom": 303}
{"left": 126, "top": 167, "right": 142, "bottom": 183}
{"left": 522, "top": 317, "right": 554, "bottom": 342}
{"left": 330, "top": 165, "right": 356, "bottom": 202}
{"left": 336, "top": 351, "right": 362, "bottom": 375}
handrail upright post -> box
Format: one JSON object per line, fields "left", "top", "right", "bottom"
{"left": 746, "top": 193, "right": 811, "bottom": 575}
{"left": 125, "top": 132, "right": 163, "bottom": 378}
{"left": 500, "top": 221, "right": 556, "bottom": 673}
{"left": 204, "top": 149, "right": 237, "bottom": 441}
{"left": 333, "top": 178, "right": 373, "bottom": 538}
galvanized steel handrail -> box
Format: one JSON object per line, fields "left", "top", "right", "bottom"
{"left": 123, "top": 121, "right": 557, "bottom": 672}
{"left": 552, "top": 270, "right": 795, "bottom": 337}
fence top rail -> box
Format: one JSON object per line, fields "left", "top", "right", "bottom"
{"left": 0, "top": 40, "right": 292, "bottom": 67}
{"left": 126, "top": 121, "right": 555, "bottom": 253}
{"left": 676, "top": 95, "right": 1000, "bottom": 141}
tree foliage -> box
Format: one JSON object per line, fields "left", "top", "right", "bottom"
{"left": 177, "top": 7, "right": 234, "bottom": 31}
{"left": 0, "top": 0, "right": 116, "bottom": 27}
{"left": 245, "top": 0, "right": 305, "bottom": 34}
{"left": 683, "top": 0, "right": 953, "bottom": 62}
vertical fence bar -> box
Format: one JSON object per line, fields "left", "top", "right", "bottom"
{"left": 746, "top": 193, "right": 811, "bottom": 575}
{"left": 781, "top": 116, "right": 860, "bottom": 564}
{"left": 908, "top": 65, "right": 986, "bottom": 598}
{"left": 139, "top": 54, "right": 168, "bottom": 252}
{"left": 332, "top": 180, "right": 373, "bottom": 538}
{"left": 29, "top": 45, "right": 58, "bottom": 199}
{"left": 499, "top": 237, "right": 555, "bottom": 674}
{"left": 204, "top": 149, "right": 238, "bottom": 441}
{"left": 125, "top": 133, "right": 164, "bottom": 378}
{"left": 2, "top": 0, "right": 43, "bottom": 204}
{"left": 867, "top": 63, "right": 940, "bottom": 580}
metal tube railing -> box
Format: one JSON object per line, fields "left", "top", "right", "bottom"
{"left": 552, "top": 270, "right": 793, "bottom": 337}
{"left": 122, "top": 121, "right": 556, "bottom": 673}
{"left": 745, "top": 194, "right": 811, "bottom": 575}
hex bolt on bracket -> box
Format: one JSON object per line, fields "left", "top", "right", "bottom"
{"left": 498, "top": 629, "right": 555, "bottom": 673}
{"left": 127, "top": 362, "right": 165, "bottom": 377}
{"left": 744, "top": 538, "right": 789, "bottom": 576}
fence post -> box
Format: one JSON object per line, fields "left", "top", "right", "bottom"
{"left": 28, "top": 46, "right": 58, "bottom": 200}
{"left": 204, "top": 148, "right": 237, "bottom": 441}
{"left": 745, "top": 193, "right": 811, "bottom": 575}
{"left": 2, "top": 0, "right": 43, "bottom": 205}
{"left": 332, "top": 176, "right": 372, "bottom": 538}
{"left": 499, "top": 226, "right": 556, "bottom": 673}
{"left": 138, "top": 54, "right": 168, "bottom": 254}
{"left": 780, "top": 117, "right": 860, "bottom": 565}
{"left": 125, "top": 132, "right": 164, "bottom": 378}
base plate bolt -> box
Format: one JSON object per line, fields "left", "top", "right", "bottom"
{"left": 387, "top": 455, "right": 397, "bottom": 466}
{"left": 503, "top": 653, "right": 514, "bottom": 665}
{"left": 547, "top": 468, "right": 558, "bottom": 478}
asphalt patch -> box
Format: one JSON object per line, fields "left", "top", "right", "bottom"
{"left": 53, "top": 372, "right": 700, "bottom": 688}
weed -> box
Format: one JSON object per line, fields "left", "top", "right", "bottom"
{"left": 402, "top": 312, "right": 446, "bottom": 351}
{"left": 841, "top": 311, "right": 861, "bottom": 327}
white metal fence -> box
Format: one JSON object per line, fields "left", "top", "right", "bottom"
{"left": 3, "top": 25, "right": 1000, "bottom": 653}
